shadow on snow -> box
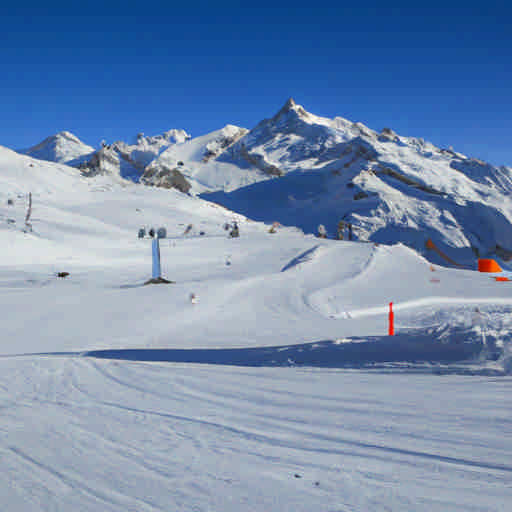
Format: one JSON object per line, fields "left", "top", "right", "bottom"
{"left": 84, "top": 325, "right": 504, "bottom": 373}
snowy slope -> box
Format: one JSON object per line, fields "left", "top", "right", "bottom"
{"left": 20, "top": 131, "right": 95, "bottom": 165}
{"left": 2, "top": 145, "right": 512, "bottom": 511}
{"left": 1, "top": 358, "right": 511, "bottom": 512}
{"left": 2, "top": 143, "right": 512, "bottom": 364}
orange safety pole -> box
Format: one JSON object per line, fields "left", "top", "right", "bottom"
{"left": 388, "top": 302, "right": 394, "bottom": 336}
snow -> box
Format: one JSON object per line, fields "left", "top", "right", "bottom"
{"left": 1, "top": 359, "right": 511, "bottom": 511}
{"left": 2, "top": 128, "right": 512, "bottom": 510}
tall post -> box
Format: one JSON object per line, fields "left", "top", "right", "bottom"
{"left": 388, "top": 302, "right": 394, "bottom": 336}
{"left": 152, "top": 237, "right": 161, "bottom": 279}
{"left": 25, "top": 192, "right": 32, "bottom": 231}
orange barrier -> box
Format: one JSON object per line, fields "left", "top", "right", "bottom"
{"left": 478, "top": 259, "right": 502, "bottom": 273}
{"left": 495, "top": 276, "right": 510, "bottom": 282}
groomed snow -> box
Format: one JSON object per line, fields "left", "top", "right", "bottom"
{"left": 1, "top": 358, "right": 510, "bottom": 511}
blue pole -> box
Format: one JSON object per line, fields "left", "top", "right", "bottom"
{"left": 152, "top": 238, "right": 161, "bottom": 279}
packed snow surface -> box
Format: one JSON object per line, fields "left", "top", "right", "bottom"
{"left": 1, "top": 145, "right": 512, "bottom": 511}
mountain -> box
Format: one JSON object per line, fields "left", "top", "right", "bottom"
{"left": 142, "top": 125, "right": 263, "bottom": 193}
{"left": 12, "top": 99, "right": 512, "bottom": 267}
{"left": 204, "top": 98, "right": 512, "bottom": 267}
{"left": 74, "top": 129, "right": 192, "bottom": 183}
{"left": 20, "top": 131, "right": 95, "bottom": 165}
{"left": 67, "top": 125, "right": 256, "bottom": 193}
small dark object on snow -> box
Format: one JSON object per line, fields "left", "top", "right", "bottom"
{"left": 138, "top": 228, "right": 146, "bottom": 238}
{"left": 149, "top": 228, "right": 155, "bottom": 238}
{"left": 157, "top": 227, "right": 167, "bottom": 239}
{"left": 57, "top": 272, "right": 70, "bottom": 278}
{"left": 229, "top": 222, "right": 239, "bottom": 238}
{"left": 223, "top": 222, "right": 230, "bottom": 231}
{"left": 294, "top": 474, "right": 302, "bottom": 479}
{"left": 177, "top": 161, "right": 184, "bottom": 166}
{"left": 315, "top": 481, "right": 320, "bottom": 486}
{"left": 199, "top": 231, "right": 205, "bottom": 236}
{"left": 7, "top": 199, "right": 13, "bottom": 205}
{"left": 183, "top": 224, "right": 193, "bottom": 235}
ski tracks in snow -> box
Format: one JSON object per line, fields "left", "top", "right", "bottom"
{"left": 1, "top": 356, "right": 512, "bottom": 511}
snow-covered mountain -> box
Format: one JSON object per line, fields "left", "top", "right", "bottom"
{"left": 204, "top": 99, "right": 512, "bottom": 267}
{"left": 58, "top": 125, "right": 255, "bottom": 193}
{"left": 20, "top": 131, "right": 95, "bottom": 165}
{"left": 142, "top": 125, "right": 263, "bottom": 193}
{"left": 13, "top": 99, "right": 512, "bottom": 267}
{"left": 74, "top": 129, "right": 192, "bottom": 184}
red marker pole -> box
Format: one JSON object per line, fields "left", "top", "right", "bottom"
{"left": 388, "top": 302, "right": 394, "bottom": 336}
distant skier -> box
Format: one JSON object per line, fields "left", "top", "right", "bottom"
{"left": 148, "top": 227, "right": 155, "bottom": 238}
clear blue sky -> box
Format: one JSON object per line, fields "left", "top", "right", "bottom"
{"left": 1, "top": 1, "right": 511, "bottom": 166}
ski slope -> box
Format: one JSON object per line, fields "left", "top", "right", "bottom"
{"left": 1, "top": 358, "right": 511, "bottom": 511}
{"left": 1, "top": 146, "right": 512, "bottom": 511}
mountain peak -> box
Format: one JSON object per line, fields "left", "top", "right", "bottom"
{"left": 273, "top": 97, "right": 309, "bottom": 122}
{"left": 54, "top": 131, "right": 84, "bottom": 144}
{"left": 20, "top": 131, "right": 94, "bottom": 164}
{"left": 283, "top": 97, "right": 296, "bottom": 110}
{"left": 132, "top": 129, "right": 191, "bottom": 146}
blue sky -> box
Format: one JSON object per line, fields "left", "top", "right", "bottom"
{"left": 1, "top": 1, "right": 511, "bottom": 165}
